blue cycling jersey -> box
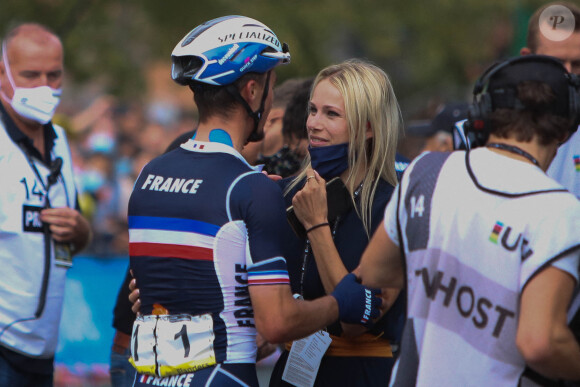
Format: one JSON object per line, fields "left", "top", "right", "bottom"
{"left": 129, "top": 139, "right": 289, "bottom": 379}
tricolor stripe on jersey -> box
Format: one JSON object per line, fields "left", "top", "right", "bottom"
{"left": 248, "top": 258, "right": 290, "bottom": 285}
{"left": 129, "top": 215, "right": 219, "bottom": 261}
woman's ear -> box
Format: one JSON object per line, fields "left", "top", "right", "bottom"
{"left": 366, "top": 121, "right": 374, "bottom": 139}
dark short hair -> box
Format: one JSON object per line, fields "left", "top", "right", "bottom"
{"left": 526, "top": 2, "right": 580, "bottom": 52}
{"left": 273, "top": 78, "right": 305, "bottom": 110}
{"left": 490, "top": 80, "right": 572, "bottom": 144}
{"left": 282, "top": 78, "right": 313, "bottom": 142}
{"left": 190, "top": 71, "right": 267, "bottom": 123}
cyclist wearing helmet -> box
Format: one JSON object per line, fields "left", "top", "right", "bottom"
{"left": 127, "top": 16, "right": 381, "bottom": 387}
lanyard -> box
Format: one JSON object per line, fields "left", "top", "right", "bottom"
{"left": 486, "top": 143, "right": 540, "bottom": 168}
{"left": 300, "top": 219, "right": 340, "bottom": 297}
{"left": 19, "top": 144, "right": 69, "bottom": 208}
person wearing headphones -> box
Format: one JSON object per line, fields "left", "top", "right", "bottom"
{"left": 126, "top": 16, "right": 381, "bottom": 387}
{"left": 0, "top": 23, "right": 91, "bottom": 386}
{"left": 352, "top": 55, "right": 580, "bottom": 385}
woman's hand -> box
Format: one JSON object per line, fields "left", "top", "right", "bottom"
{"left": 256, "top": 332, "right": 279, "bottom": 361}
{"left": 292, "top": 168, "right": 328, "bottom": 229}
{"left": 128, "top": 276, "right": 141, "bottom": 315}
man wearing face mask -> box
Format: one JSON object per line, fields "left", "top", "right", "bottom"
{"left": 0, "top": 23, "right": 91, "bottom": 386}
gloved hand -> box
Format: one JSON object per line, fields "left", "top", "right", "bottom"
{"left": 331, "top": 273, "right": 382, "bottom": 327}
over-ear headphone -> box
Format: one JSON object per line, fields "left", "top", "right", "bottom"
{"left": 465, "top": 54, "right": 580, "bottom": 147}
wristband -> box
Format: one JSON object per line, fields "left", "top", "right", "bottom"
{"left": 305, "top": 222, "right": 330, "bottom": 234}
{"left": 332, "top": 273, "right": 381, "bottom": 327}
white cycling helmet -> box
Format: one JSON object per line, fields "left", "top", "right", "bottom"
{"left": 171, "top": 15, "right": 291, "bottom": 86}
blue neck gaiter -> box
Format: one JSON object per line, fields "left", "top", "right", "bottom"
{"left": 309, "top": 142, "right": 349, "bottom": 180}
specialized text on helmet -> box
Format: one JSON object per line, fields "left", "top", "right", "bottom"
{"left": 218, "top": 32, "right": 281, "bottom": 48}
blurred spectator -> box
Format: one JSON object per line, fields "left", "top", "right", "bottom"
{"left": 256, "top": 78, "right": 313, "bottom": 177}
{"left": 61, "top": 93, "right": 195, "bottom": 258}
{"left": 399, "top": 102, "right": 468, "bottom": 160}
{"left": 81, "top": 151, "right": 122, "bottom": 257}
{"left": 241, "top": 78, "right": 306, "bottom": 170}
{"left": 520, "top": 1, "right": 580, "bottom": 201}
{"left": 138, "top": 123, "right": 170, "bottom": 155}
{"left": 261, "top": 79, "right": 304, "bottom": 156}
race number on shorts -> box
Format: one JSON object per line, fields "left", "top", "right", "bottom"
{"left": 129, "top": 313, "right": 217, "bottom": 377}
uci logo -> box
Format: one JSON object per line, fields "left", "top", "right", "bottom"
{"left": 489, "top": 221, "right": 534, "bottom": 261}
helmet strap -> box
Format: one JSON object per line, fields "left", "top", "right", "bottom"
{"left": 225, "top": 71, "right": 271, "bottom": 143}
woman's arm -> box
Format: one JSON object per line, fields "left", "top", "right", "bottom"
{"left": 293, "top": 168, "right": 401, "bottom": 336}
{"left": 292, "top": 168, "right": 349, "bottom": 293}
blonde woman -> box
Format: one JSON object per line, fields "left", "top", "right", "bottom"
{"left": 269, "top": 59, "right": 405, "bottom": 387}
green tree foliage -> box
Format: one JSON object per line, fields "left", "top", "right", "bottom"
{"left": 0, "top": 0, "right": 555, "bottom": 114}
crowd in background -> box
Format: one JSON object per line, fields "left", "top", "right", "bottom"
{"left": 54, "top": 97, "right": 197, "bottom": 257}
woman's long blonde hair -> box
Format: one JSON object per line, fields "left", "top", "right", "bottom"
{"left": 285, "top": 59, "right": 402, "bottom": 236}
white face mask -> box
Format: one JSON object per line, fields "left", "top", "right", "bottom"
{"left": 1, "top": 42, "right": 61, "bottom": 124}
